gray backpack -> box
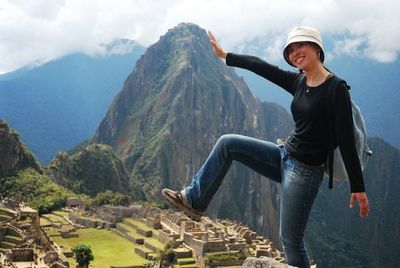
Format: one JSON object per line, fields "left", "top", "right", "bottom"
{"left": 325, "top": 76, "right": 372, "bottom": 188}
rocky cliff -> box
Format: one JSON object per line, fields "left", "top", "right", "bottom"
{"left": 307, "top": 137, "right": 400, "bottom": 268}
{"left": 0, "top": 119, "right": 41, "bottom": 177}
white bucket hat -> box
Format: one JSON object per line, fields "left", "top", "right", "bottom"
{"left": 283, "top": 26, "right": 324, "bottom": 67}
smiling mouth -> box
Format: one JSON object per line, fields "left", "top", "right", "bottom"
{"left": 295, "top": 57, "right": 305, "bottom": 64}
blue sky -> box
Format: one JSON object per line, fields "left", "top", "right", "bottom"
{"left": 0, "top": 0, "right": 399, "bottom": 74}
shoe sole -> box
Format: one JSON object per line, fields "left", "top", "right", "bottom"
{"left": 162, "top": 190, "right": 202, "bottom": 222}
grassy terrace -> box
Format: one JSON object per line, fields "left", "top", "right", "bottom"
{"left": 44, "top": 227, "right": 62, "bottom": 236}
{"left": 118, "top": 222, "right": 164, "bottom": 250}
{"left": 205, "top": 250, "right": 246, "bottom": 267}
{"left": 50, "top": 228, "right": 149, "bottom": 268}
{"left": 41, "top": 211, "right": 150, "bottom": 268}
{"left": 41, "top": 212, "right": 70, "bottom": 225}
{"left": 0, "top": 208, "right": 14, "bottom": 222}
{"left": 0, "top": 214, "right": 12, "bottom": 221}
{"left": 124, "top": 218, "right": 160, "bottom": 236}
{"left": 39, "top": 217, "right": 52, "bottom": 226}
{"left": 0, "top": 208, "right": 14, "bottom": 214}
{"left": 40, "top": 211, "right": 209, "bottom": 267}
{"left": 52, "top": 210, "right": 70, "bottom": 217}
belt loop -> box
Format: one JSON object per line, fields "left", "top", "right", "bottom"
{"left": 281, "top": 145, "right": 289, "bottom": 161}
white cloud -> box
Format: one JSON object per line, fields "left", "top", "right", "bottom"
{"left": 0, "top": 0, "right": 399, "bottom": 74}
{"left": 334, "top": 38, "right": 366, "bottom": 57}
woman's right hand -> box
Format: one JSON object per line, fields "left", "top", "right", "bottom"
{"left": 208, "top": 30, "right": 227, "bottom": 59}
{"left": 350, "top": 192, "right": 369, "bottom": 217}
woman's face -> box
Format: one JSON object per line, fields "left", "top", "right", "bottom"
{"left": 287, "top": 42, "right": 320, "bottom": 70}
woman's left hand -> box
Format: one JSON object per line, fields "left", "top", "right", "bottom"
{"left": 349, "top": 192, "right": 369, "bottom": 217}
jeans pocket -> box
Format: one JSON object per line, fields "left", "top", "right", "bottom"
{"left": 293, "top": 162, "right": 313, "bottom": 177}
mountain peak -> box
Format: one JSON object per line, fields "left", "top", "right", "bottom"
{"left": 145, "top": 23, "right": 214, "bottom": 67}
{"left": 92, "top": 23, "right": 240, "bottom": 149}
{"left": 164, "top": 22, "right": 207, "bottom": 42}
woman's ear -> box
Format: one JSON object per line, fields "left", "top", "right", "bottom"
{"left": 312, "top": 43, "right": 322, "bottom": 60}
{"left": 312, "top": 43, "right": 321, "bottom": 53}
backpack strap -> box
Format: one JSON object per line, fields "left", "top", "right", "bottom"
{"left": 295, "top": 73, "right": 306, "bottom": 91}
{"left": 326, "top": 75, "right": 350, "bottom": 189}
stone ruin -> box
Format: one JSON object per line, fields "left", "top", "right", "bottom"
{"left": 1, "top": 200, "right": 291, "bottom": 268}
{"left": 82, "top": 204, "right": 286, "bottom": 267}
{"left": 158, "top": 209, "right": 285, "bottom": 260}
{"left": 0, "top": 201, "right": 68, "bottom": 268}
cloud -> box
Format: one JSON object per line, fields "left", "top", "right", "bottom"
{"left": 0, "top": 0, "right": 399, "bottom": 74}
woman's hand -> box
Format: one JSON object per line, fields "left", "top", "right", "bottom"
{"left": 350, "top": 192, "right": 369, "bottom": 217}
{"left": 208, "top": 30, "right": 227, "bottom": 59}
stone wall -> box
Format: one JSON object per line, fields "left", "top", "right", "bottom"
{"left": 144, "top": 241, "right": 161, "bottom": 253}
{"left": 183, "top": 232, "right": 205, "bottom": 256}
{"left": 99, "top": 205, "right": 142, "bottom": 223}
{"left": 173, "top": 247, "right": 193, "bottom": 258}
{"left": 5, "top": 248, "right": 34, "bottom": 262}
{"left": 157, "top": 229, "right": 180, "bottom": 247}
{"left": 112, "top": 227, "right": 144, "bottom": 245}
{"left": 136, "top": 228, "right": 152, "bottom": 237}
{"left": 160, "top": 215, "right": 181, "bottom": 235}
{"left": 227, "top": 241, "right": 246, "bottom": 251}
{"left": 134, "top": 247, "right": 149, "bottom": 259}
{"left": 69, "top": 213, "right": 114, "bottom": 229}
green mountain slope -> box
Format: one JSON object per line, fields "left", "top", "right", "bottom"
{"left": 0, "top": 120, "right": 77, "bottom": 213}
{"left": 48, "top": 144, "right": 137, "bottom": 198}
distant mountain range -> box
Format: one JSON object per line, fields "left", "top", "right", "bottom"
{"left": 0, "top": 39, "right": 145, "bottom": 163}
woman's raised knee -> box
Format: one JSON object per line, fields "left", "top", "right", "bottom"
{"left": 216, "top": 134, "right": 242, "bottom": 148}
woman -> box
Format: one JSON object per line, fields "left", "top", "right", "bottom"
{"left": 162, "top": 26, "right": 369, "bottom": 268}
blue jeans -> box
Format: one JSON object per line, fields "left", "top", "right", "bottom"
{"left": 183, "top": 134, "right": 323, "bottom": 268}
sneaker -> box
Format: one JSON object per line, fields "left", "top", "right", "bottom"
{"left": 162, "top": 188, "right": 202, "bottom": 221}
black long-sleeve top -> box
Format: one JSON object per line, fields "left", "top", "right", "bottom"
{"left": 226, "top": 53, "right": 365, "bottom": 193}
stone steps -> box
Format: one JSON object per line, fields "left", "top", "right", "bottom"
{"left": 4, "top": 235, "right": 23, "bottom": 244}
{"left": 0, "top": 241, "right": 16, "bottom": 249}
{"left": 123, "top": 219, "right": 153, "bottom": 237}
{"left": 113, "top": 224, "right": 144, "bottom": 245}
{"left": 143, "top": 241, "right": 162, "bottom": 253}
{"left": 0, "top": 214, "right": 12, "bottom": 222}
{"left": 134, "top": 246, "right": 155, "bottom": 260}
{"left": 0, "top": 208, "right": 16, "bottom": 218}
{"left": 122, "top": 218, "right": 138, "bottom": 229}
{"left": 176, "top": 257, "right": 196, "bottom": 266}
